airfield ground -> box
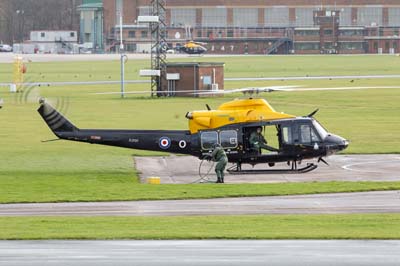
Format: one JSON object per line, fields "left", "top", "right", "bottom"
{"left": 0, "top": 54, "right": 399, "bottom": 239}
{"left": 136, "top": 154, "right": 400, "bottom": 184}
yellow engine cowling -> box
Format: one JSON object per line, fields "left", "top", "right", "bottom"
{"left": 188, "top": 98, "right": 294, "bottom": 133}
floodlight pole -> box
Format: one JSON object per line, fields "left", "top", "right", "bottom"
{"left": 119, "top": 10, "right": 126, "bottom": 98}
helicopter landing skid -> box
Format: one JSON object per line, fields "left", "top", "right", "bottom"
{"left": 227, "top": 163, "right": 318, "bottom": 175}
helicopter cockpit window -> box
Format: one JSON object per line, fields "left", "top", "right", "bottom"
{"left": 201, "top": 131, "right": 219, "bottom": 150}
{"left": 282, "top": 126, "right": 292, "bottom": 144}
{"left": 220, "top": 130, "right": 238, "bottom": 149}
{"left": 313, "top": 120, "right": 328, "bottom": 139}
{"left": 299, "top": 124, "right": 320, "bottom": 143}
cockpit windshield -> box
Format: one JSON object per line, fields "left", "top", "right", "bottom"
{"left": 313, "top": 120, "right": 329, "bottom": 140}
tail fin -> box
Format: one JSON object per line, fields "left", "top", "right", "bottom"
{"left": 37, "top": 99, "right": 78, "bottom": 135}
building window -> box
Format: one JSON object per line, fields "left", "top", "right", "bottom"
{"left": 128, "top": 31, "right": 136, "bottom": 38}
{"left": 373, "top": 42, "right": 378, "bottom": 50}
{"left": 70, "top": 32, "right": 75, "bottom": 37}
{"left": 324, "top": 29, "right": 333, "bottom": 36}
{"left": 294, "top": 42, "right": 320, "bottom": 50}
{"left": 385, "top": 41, "right": 390, "bottom": 51}
{"left": 85, "top": 33, "right": 91, "bottom": 42}
{"left": 265, "top": 7, "right": 289, "bottom": 27}
{"left": 125, "top": 44, "right": 137, "bottom": 52}
{"left": 295, "top": 30, "right": 319, "bottom": 36}
{"left": 170, "top": 8, "right": 196, "bottom": 27}
{"left": 339, "top": 42, "right": 364, "bottom": 50}
{"left": 227, "top": 30, "right": 234, "bottom": 38}
{"left": 197, "top": 30, "right": 202, "bottom": 38}
{"left": 357, "top": 6, "right": 382, "bottom": 26}
{"left": 141, "top": 31, "right": 148, "bottom": 38}
{"left": 339, "top": 29, "right": 364, "bottom": 36}
{"left": 323, "top": 42, "right": 334, "bottom": 49}
{"left": 41, "top": 32, "right": 45, "bottom": 38}
{"left": 388, "top": 8, "right": 400, "bottom": 26}
{"left": 295, "top": 8, "right": 314, "bottom": 26}
{"left": 232, "top": 8, "right": 258, "bottom": 27}
{"left": 202, "top": 8, "right": 227, "bottom": 27}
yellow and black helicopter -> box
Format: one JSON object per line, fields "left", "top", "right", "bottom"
{"left": 176, "top": 40, "right": 207, "bottom": 55}
{"left": 38, "top": 87, "right": 349, "bottom": 174}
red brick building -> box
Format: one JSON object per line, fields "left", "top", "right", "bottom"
{"left": 98, "top": 0, "right": 400, "bottom": 54}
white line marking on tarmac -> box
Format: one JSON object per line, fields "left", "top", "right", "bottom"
{"left": 342, "top": 159, "right": 400, "bottom": 173}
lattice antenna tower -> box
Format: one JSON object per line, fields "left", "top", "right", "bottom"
{"left": 151, "top": 0, "right": 167, "bottom": 97}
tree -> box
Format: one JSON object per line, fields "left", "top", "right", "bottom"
{"left": 0, "top": 0, "right": 82, "bottom": 44}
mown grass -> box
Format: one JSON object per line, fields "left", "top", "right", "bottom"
{"left": 2, "top": 54, "right": 400, "bottom": 82}
{"left": 1, "top": 214, "right": 400, "bottom": 240}
{"left": 0, "top": 55, "right": 399, "bottom": 203}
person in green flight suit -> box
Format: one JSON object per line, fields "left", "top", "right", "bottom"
{"left": 210, "top": 143, "right": 228, "bottom": 183}
{"left": 249, "top": 127, "right": 279, "bottom": 153}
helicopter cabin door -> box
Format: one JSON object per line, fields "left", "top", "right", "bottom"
{"left": 242, "top": 125, "right": 280, "bottom": 155}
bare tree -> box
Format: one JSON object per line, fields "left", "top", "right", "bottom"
{"left": 0, "top": 0, "right": 82, "bottom": 44}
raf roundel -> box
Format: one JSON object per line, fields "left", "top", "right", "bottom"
{"left": 159, "top": 137, "right": 171, "bottom": 149}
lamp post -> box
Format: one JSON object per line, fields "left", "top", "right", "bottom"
{"left": 15, "top": 9, "right": 25, "bottom": 43}
{"left": 118, "top": 9, "right": 126, "bottom": 98}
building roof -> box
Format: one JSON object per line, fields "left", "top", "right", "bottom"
{"left": 82, "top": 0, "right": 102, "bottom": 4}
{"left": 77, "top": 0, "right": 102, "bottom": 11}
{"left": 166, "top": 62, "right": 225, "bottom": 67}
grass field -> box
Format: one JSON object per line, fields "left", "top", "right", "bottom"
{"left": 1, "top": 214, "right": 400, "bottom": 240}
{"left": 2, "top": 54, "right": 400, "bottom": 82}
{"left": 0, "top": 55, "right": 400, "bottom": 204}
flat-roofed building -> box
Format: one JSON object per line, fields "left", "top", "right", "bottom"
{"left": 80, "top": 0, "right": 400, "bottom": 54}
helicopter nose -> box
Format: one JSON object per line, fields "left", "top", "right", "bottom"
{"left": 324, "top": 134, "right": 349, "bottom": 153}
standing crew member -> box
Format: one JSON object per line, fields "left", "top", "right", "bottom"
{"left": 249, "top": 127, "right": 279, "bottom": 153}
{"left": 210, "top": 143, "right": 228, "bottom": 183}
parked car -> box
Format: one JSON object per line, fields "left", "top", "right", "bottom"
{"left": 0, "top": 44, "right": 12, "bottom": 52}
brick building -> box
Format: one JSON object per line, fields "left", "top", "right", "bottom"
{"left": 82, "top": 0, "right": 400, "bottom": 54}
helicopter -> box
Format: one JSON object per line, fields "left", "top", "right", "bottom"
{"left": 38, "top": 87, "right": 349, "bottom": 174}
{"left": 175, "top": 40, "right": 207, "bottom": 55}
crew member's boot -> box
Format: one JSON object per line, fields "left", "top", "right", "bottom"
{"left": 215, "top": 171, "right": 221, "bottom": 183}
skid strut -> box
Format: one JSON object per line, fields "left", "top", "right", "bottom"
{"left": 227, "top": 162, "right": 317, "bottom": 175}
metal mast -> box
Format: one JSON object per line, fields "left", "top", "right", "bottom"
{"left": 150, "top": 0, "right": 167, "bottom": 97}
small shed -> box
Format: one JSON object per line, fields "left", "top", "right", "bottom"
{"left": 161, "top": 62, "right": 224, "bottom": 97}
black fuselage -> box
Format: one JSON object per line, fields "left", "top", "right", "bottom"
{"left": 38, "top": 102, "right": 348, "bottom": 167}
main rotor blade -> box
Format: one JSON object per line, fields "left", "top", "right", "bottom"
{"left": 92, "top": 86, "right": 301, "bottom": 96}
{"left": 277, "top": 86, "right": 400, "bottom": 92}
{"left": 191, "top": 85, "right": 302, "bottom": 95}
{"left": 307, "top": 108, "right": 319, "bottom": 118}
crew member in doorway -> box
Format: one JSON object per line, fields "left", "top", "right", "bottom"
{"left": 249, "top": 127, "right": 279, "bottom": 153}
{"left": 210, "top": 143, "right": 228, "bottom": 183}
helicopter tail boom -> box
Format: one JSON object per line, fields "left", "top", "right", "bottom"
{"left": 38, "top": 100, "right": 194, "bottom": 154}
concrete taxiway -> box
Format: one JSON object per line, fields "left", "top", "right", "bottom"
{"left": 1, "top": 240, "right": 400, "bottom": 266}
{"left": 135, "top": 154, "right": 400, "bottom": 184}
{"left": 1, "top": 191, "right": 399, "bottom": 216}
